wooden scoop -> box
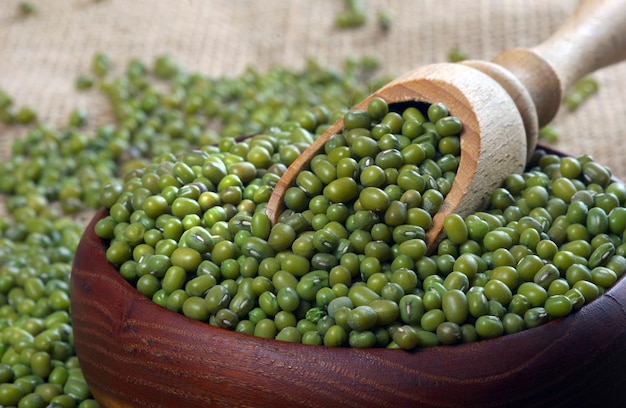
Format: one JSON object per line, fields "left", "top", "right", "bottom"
{"left": 266, "top": 0, "right": 626, "bottom": 248}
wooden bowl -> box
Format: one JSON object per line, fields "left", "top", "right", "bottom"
{"left": 71, "top": 151, "right": 626, "bottom": 408}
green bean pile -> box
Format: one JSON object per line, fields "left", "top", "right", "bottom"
{"left": 0, "top": 220, "right": 95, "bottom": 407}
{"left": 97, "top": 94, "right": 625, "bottom": 350}
{"left": 0, "top": 48, "right": 624, "bottom": 405}
{"left": 0, "top": 54, "right": 390, "bottom": 407}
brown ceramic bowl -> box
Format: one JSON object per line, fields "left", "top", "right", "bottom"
{"left": 70, "top": 147, "right": 626, "bottom": 408}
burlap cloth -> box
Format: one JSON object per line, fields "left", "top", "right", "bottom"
{"left": 1, "top": 0, "right": 625, "bottom": 205}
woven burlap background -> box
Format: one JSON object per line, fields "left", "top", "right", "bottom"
{"left": 1, "top": 0, "right": 625, "bottom": 200}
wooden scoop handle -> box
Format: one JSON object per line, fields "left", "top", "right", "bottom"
{"left": 492, "top": 0, "right": 626, "bottom": 128}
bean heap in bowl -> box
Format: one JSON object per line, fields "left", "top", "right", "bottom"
{"left": 95, "top": 97, "right": 626, "bottom": 350}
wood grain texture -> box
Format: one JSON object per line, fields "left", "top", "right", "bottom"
{"left": 71, "top": 204, "right": 626, "bottom": 408}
